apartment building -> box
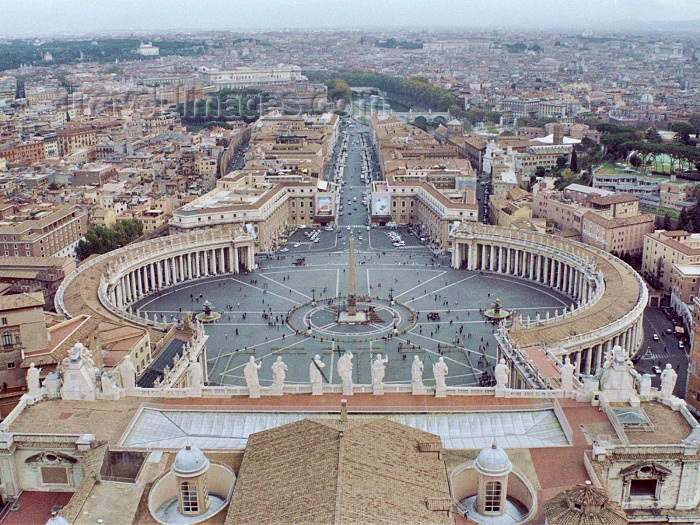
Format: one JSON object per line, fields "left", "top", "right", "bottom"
{"left": 688, "top": 296, "right": 700, "bottom": 412}
{"left": 369, "top": 116, "right": 478, "bottom": 247}
{"left": 0, "top": 256, "right": 76, "bottom": 310}
{"left": 642, "top": 230, "right": 700, "bottom": 292}
{"left": 169, "top": 112, "right": 339, "bottom": 251}
{"left": 0, "top": 205, "right": 87, "bottom": 258}
{"left": 56, "top": 125, "right": 98, "bottom": 157}
{"left": 535, "top": 185, "right": 654, "bottom": 254}
{"left": 0, "top": 292, "right": 47, "bottom": 394}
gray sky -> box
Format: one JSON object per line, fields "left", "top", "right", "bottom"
{"left": 1, "top": 0, "right": 698, "bottom": 36}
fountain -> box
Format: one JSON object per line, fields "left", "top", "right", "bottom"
{"left": 195, "top": 300, "right": 221, "bottom": 323}
{"left": 484, "top": 298, "right": 511, "bottom": 322}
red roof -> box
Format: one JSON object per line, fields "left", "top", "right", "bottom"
{"left": 1, "top": 491, "right": 72, "bottom": 525}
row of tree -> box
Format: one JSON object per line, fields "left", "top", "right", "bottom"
{"left": 0, "top": 38, "right": 207, "bottom": 71}
{"left": 309, "top": 69, "right": 458, "bottom": 112}
{"left": 75, "top": 219, "right": 143, "bottom": 261}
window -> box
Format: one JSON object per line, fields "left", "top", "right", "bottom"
{"left": 1, "top": 318, "right": 6, "bottom": 325}
{"left": 180, "top": 481, "right": 199, "bottom": 514}
{"left": 630, "top": 479, "right": 657, "bottom": 497}
{"left": 7, "top": 362, "right": 15, "bottom": 369}
{"left": 484, "top": 481, "right": 502, "bottom": 513}
{"left": 2, "top": 332, "right": 11, "bottom": 347}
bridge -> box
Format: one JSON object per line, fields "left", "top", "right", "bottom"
{"left": 392, "top": 110, "right": 453, "bottom": 124}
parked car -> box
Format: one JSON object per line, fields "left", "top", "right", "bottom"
{"left": 652, "top": 333, "right": 659, "bottom": 341}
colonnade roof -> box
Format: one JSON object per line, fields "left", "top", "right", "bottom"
{"left": 508, "top": 249, "right": 641, "bottom": 349}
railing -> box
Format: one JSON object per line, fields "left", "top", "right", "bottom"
{"left": 600, "top": 400, "right": 630, "bottom": 446}
{"left": 552, "top": 398, "right": 574, "bottom": 445}
{"left": 0, "top": 395, "right": 28, "bottom": 432}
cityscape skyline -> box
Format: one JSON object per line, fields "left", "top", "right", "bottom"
{"left": 1, "top": 0, "right": 699, "bottom": 37}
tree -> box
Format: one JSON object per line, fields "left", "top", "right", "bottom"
{"left": 485, "top": 111, "right": 502, "bottom": 124}
{"left": 534, "top": 166, "right": 547, "bottom": 178}
{"left": 644, "top": 128, "right": 663, "bottom": 143}
{"left": 689, "top": 113, "right": 700, "bottom": 136}
{"left": 75, "top": 219, "right": 143, "bottom": 261}
{"left": 662, "top": 212, "right": 673, "bottom": 230}
{"left": 570, "top": 149, "right": 578, "bottom": 173}
{"left": 556, "top": 155, "right": 568, "bottom": 170}
{"left": 669, "top": 122, "right": 695, "bottom": 145}
{"left": 678, "top": 207, "right": 690, "bottom": 231}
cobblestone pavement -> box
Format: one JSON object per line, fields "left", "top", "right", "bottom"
{"left": 134, "top": 245, "right": 570, "bottom": 387}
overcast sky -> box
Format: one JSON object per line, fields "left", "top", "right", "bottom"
{"left": 1, "top": 0, "right": 698, "bottom": 37}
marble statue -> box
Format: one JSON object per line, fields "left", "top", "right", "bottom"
{"left": 432, "top": 356, "right": 449, "bottom": 391}
{"left": 660, "top": 364, "right": 678, "bottom": 398}
{"left": 495, "top": 358, "right": 510, "bottom": 389}
{"left": 119, "top": 355, "right": 137, "bottom": 390}
{"left": 187, "top": 357, "right": 204, "bottom": 388}
{"left": 271, "top": 356, "right": 288, "bottom": 396}
{"left": 411, "top": 355, "right": 424, "bottom": 386}
{"left": 101, "top": 372, "right": 119, "bottom": 398}
{"left": 640, "top": 374, "right": 653, "bottom": 397}
{"left": 371, "top": 354, "right": 388, "bottom": 394}
{"left": 599, "top": 345, "right": 640, "bottom": 404}
{"left": 310, "top": 354, "right": 325, "bottom": 395}
{"left": 560, "top": 356, "right": 575, "bottom": 393}
{"left": 60, "top": 342, "right": 98, "bottom": 401}
{"left": 337, "top": 351, "right": 354, "bottom": 396}
{"left": 27, "top": 363, "right": 41, "bottom": 398}
{"left": 244, "top": 356, "right": 262, "bottom": 394}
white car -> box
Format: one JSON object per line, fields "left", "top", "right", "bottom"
{"left": 347, "top": 226, "right": 351, "bottom": 231}
{"left": 313, "top": 239, "right": 320, "bottom": 243}
{"left": 293, "top": 243, "right": 301, "bottom": 248}
{"left": 325, "top": 226, "right": 334, "bottom": 231}
{"left": 366, "top": 226, "right": 371, "bottom": 231}
{"left": 280, "top": 248, "right": 289, "bottom": 252}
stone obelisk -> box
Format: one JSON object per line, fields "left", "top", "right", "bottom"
{"left": 347, "top": 235, "right": 357, "bottom": 315}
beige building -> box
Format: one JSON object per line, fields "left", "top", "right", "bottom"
{"left": 670, "top": 264, "right": 700, "bottom": 304}
{"left": 642, "top": 230, "right": 700, "bottom": 292}
{"left": 56, "top": 125, "right": 98, "bottom": 157}
{"left": 170, "top": 112, "right": 339, "bottom": 251}
{"left": 0, "top": 256, "right": 75, "bottom": 310}
{"left": 0, "top": 293, "right": 47, "bottom": 393}
{"left": 535, "top": 185, "right": 654, "bottom": 256}
{"left": 659, "top": 180, "right": 697, "bottom": 210}
{"left": 0, "top": 205, "right": 87, "bottom": 258}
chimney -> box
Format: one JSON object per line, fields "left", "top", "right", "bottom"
{"left": 340, "top": 398, "right": 348, "bottom": 423}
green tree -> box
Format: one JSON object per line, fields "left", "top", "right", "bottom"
{"left": 669, "top": 122, "right": 695, "bottom": 145}
{"left": 645, "top": 128, "right": 663, "bottom": 143}
{"left": 570, "top": 149, "right": 578, "bottom": 173}
{"left": 689, "top": 113, "right": 700, "bottom": 135}
{"left": 75, "top": 219, "right": 143, "bottom": 261}
{"left": 556, "top": 155, "right": 568, "bottom": 170}
{"left": 662, "top": 212, "right": 673, "bottom": 230}
{"left": 534, "top": 166, "right": 547, "bottom": 178}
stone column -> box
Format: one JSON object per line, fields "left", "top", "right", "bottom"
{"left": 585, "top": 346, "right": 593, "bottom": 375}
{"left": 490, "top": 245, "right": 495, "bottom": 271}
{"left": 233, "top": 246, "right": 240, "bottom": 273}
{"left": 149, "top": 263, "right": 156, "bottom": 292}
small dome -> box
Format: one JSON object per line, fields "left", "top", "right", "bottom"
{"left": 474, "top": 443, "right": 512, "bottom": 476}
{"left": 640, "top": 92, "right": 654, "bottom": 104}
{"left": 172, "top": 444, "right": 210, "bottom": 478}
{"left": 46, "top": 514, "right": 70, "bottom": 525}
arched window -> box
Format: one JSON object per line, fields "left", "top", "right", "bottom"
{"left": 180, "top": 481, "right": 199, "bottom": 514}
{"left": 484, "top": 481, "right": 502, "bottom": 513}
{"left": 2, "top": 332, "right": 11, "bottom": 347}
